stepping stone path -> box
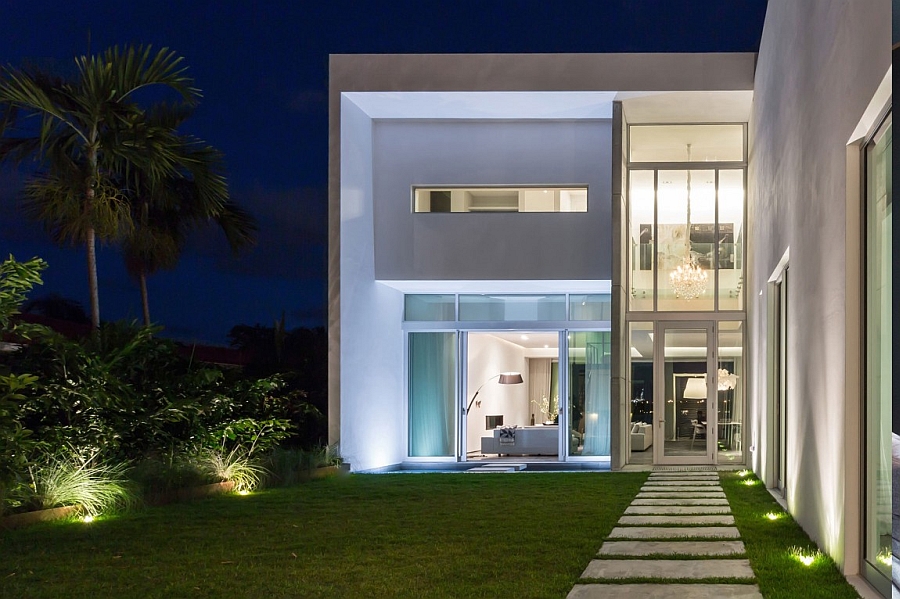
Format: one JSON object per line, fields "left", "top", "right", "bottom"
{"left": 567, "top": 470, "right": 763, "bottom": 599}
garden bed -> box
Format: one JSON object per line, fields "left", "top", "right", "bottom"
{"left": 0, "top": 505, "right": 79, "bottom": 530}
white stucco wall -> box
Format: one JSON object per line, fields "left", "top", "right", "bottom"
{"left": 339, "top": 98, "right": 406, "bottom": 471}
{"left": 748, "top": 0, "right": 890, "bottom": 569}
{"left": 371, "top": 119, "right": 612, "bottom": 281}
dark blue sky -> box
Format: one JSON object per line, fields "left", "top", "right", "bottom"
{"left": 0, "top": 1, "right": 767, "bottom": 345}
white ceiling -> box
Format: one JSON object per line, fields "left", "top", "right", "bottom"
{"left": 345, "top": 90, "right": 752, "bottom": 123}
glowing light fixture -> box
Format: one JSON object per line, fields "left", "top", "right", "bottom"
{"left": 717, "top": 368, "right": 738, "bottom": 390}
{"left": 238, "top": 490, "right": 250, "bottom": 496}
{"left": 765, "top": 512, "right": 782, "bottom": 521}
{"left": 737, "top": 469, "right": 751, "bottom": 477}
{"left": 465, "top": 372, "right": 524, "bottom": 415}
{"left": 82, "top": 515, "right": 95, "bottom": 523}
{"left": 789, "top": 546, "right": 819, "bottom": 566}
{"left": 683, "top": 377, "right": 707, "bottom": 399}
{"left": 669, "top": 144, "right": 708, "bottom": 300}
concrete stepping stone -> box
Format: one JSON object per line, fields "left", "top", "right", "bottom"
{"left": 567, "top": 583, "right": 763, "bottom": 599}
{"left": 598, "top": 540, "right": 746, "bottom": 556}
{"left": 632, "top": 498, "right": 729, "bottom": 506}
{"left": 639, "top": 486, "right": 723, "bottom": 493}
{"left": 650, "top": 472, "right": 719, "bottom": 478}
{"left": 624, "top": 505, "right": 731, "bottom": 515}
{"left": 644, "top": 480, "right": 720, "bottom": 486}
{"left": 636, "top": 494, "right": 726, "bottom": 501}
{"left": 580, "top": 558, "right": 754, "bottom": 580}
{"left": 608, "top": 526, "right": 740, "bottom": 539}
{"left": 649, "top": 472, "right": 719, "bottom": 477}
{"left": 618, "top": 515, "right": 735, "bottom": 525}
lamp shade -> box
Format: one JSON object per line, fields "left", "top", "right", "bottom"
{"left": 498, "top": 372, "right": 524, "bottom": 385}
{"left": 683, "top": 377, "right": 707, "bottom": 399}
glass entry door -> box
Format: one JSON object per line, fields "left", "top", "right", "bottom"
{"left": 654, "top": 322, "right": 716, "bottom": 464}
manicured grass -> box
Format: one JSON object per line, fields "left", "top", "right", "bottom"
{"left": 0, "top": 472, "right": 646, "bottom": 599}
{"left": 721, "top": 471, "right": 862, "bottom": 599}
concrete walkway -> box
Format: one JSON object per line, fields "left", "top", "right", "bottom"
{"left": 567, "top": 470, "right": 763, "bottom": 599}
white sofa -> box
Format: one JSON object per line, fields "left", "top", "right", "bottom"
{"left": 631, "top": 422, "right": 653, "bottom": 451}
{"left": 480, "top": 425, "right": 558, "bottom": 456}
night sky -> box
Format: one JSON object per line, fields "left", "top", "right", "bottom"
{"left": 0, "top": 1, "right": 767, "bottom": 345}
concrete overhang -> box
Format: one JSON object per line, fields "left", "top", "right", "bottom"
{"left": 331, "top": 53, "right": 756, "bottom": 124}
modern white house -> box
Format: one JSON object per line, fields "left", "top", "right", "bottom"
{"left": 328, "top": 1, "right": 892, "bottom": 596}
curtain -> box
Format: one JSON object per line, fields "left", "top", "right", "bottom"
{"left": 582, "top": 332, "right": 611, "bottom": 456}
{"left": 408, "top": 332, "right": 456, "bottom": 457}
{"left": 528, "top": 358, "right": 552, "bottom": 422}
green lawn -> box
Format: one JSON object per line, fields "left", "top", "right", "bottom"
{"left": 0, "top": 472, "right": 645, "bottom": 599}
{"left": 721, "top": 471, "right": 862, "bottom": 599}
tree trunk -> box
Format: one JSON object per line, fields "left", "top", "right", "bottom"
{"left": 86, "top": 141, "right": 100, "bottom": 331}
{"left": 86, "top": 226, "right": 100, "bottom": 330}
{"left": 140, "top": 270, "right": 151, "bottom": 327}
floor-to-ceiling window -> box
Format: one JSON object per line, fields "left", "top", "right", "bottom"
{"left": 403, "top": 293, "right": 611, "bottom": 463}
{"left": 408, "top": 332, "right": 457, "bottom": 457}
{"left": 771, "top": 267, "right": 788, "bottom": 496}
{"left": 862, "top": 112, "right": 891, "bottom": 595}
{"left": 568, "top": 331, "right": 611, "bottom": 457}
{"left": 625, "top": 123, "right": 747, "bottom": 465}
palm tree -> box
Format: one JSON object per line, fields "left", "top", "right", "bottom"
{"left": 0, "top": 45, "right": 200, "bottom": 330}
{"left": 119, "top": 107, "right": 257, "bottom": 326}
{"left": 124, "top": 174, "right": 257, "bottom": 327}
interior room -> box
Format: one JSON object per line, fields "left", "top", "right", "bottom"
{"left": 466, "top": 331, "right": 560, "bottom": 461}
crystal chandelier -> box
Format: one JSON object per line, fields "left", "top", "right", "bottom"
{"left": 669, "top": 143, "right": 708, "bottom": 300}
{"left": 670, "top": 261, "right": 708, "bottom": 299}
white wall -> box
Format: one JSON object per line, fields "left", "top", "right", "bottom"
{"left": 748, "top": 0, "right": 890, "bottom": 569}
{"left": 339, "top": 97, "right": 406, "bottom": 472}
{"left": 465, "top": 334, "right": 529, "bottom": 453}
{"left": 372, "top": 119, "right": 612, "bottom": 281}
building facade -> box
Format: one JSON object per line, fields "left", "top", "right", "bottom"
{"left": 328, "top": 1, "right": 892, "bottom": 595}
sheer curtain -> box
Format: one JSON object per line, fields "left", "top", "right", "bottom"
{"left": 582, "top": 332, "right": 611, "bottom": 456}
{"left": 408, "top": 332, "right": 456, "bottom": 457}
{"left": 528, "top": 358, "right": 551, "bottom": 422}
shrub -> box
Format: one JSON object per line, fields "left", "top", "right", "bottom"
{"left": 28, "top": 450, "right": 137, "bottom": 517}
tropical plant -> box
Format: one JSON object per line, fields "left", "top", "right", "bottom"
{"left": 0, "top": 254, "right": 47, "bottom": 330}
{"left": 28, "top": 449, "right": 137, "bottom": 517}
{"left": 0, "top": 45, "right": 200, "bottom": 329}
{"left": 0, "top": 255, "right": 50, "bottom": 513}
{"left": 197, "top": 446, "right": 265, "bottom": 493}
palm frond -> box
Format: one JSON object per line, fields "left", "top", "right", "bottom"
{"left": 215, "top": 202, "right": 258, "bottom": 252}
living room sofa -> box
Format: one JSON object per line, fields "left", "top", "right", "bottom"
{"left": 480, "top": 425, "right": 558, "bottom": 456}
{"left": 631, "top": 422, "right": 653, "bottom": 451}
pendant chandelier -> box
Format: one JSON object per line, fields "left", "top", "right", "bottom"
{"left": 669, "top": 144, "right": 708, "bottom": 300}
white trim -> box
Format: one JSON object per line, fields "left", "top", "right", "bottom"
{"left": 768, "top": 247, "right": 790, "bottom": 283}
{"left": 380, "top": 280, "right": 612, "bottom": 294}
{"left": 847, "top": 66, "right": 892, "bottom": 144}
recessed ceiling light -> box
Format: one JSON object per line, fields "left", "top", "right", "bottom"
{"left": 521, "top": 335, "right": 529, "bottom": 340}
{"left": 544, "top": 344, "right": 549, "bottom": 348}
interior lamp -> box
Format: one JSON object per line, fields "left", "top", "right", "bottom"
{"left": 717, "top": 368, "right": 738, "bottom": 390}
{"left": 465, "top": 372, "right": 524, "bottom": 415}
{"left": 683, "top": 377, "right": 707, "bottom": 399}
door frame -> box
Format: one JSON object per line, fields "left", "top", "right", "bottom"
{"left": 457, "top": 329, "right": 568, "bottom": 463}
{"left": 653, "top": 320, "right": 717, "bottom": 465}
